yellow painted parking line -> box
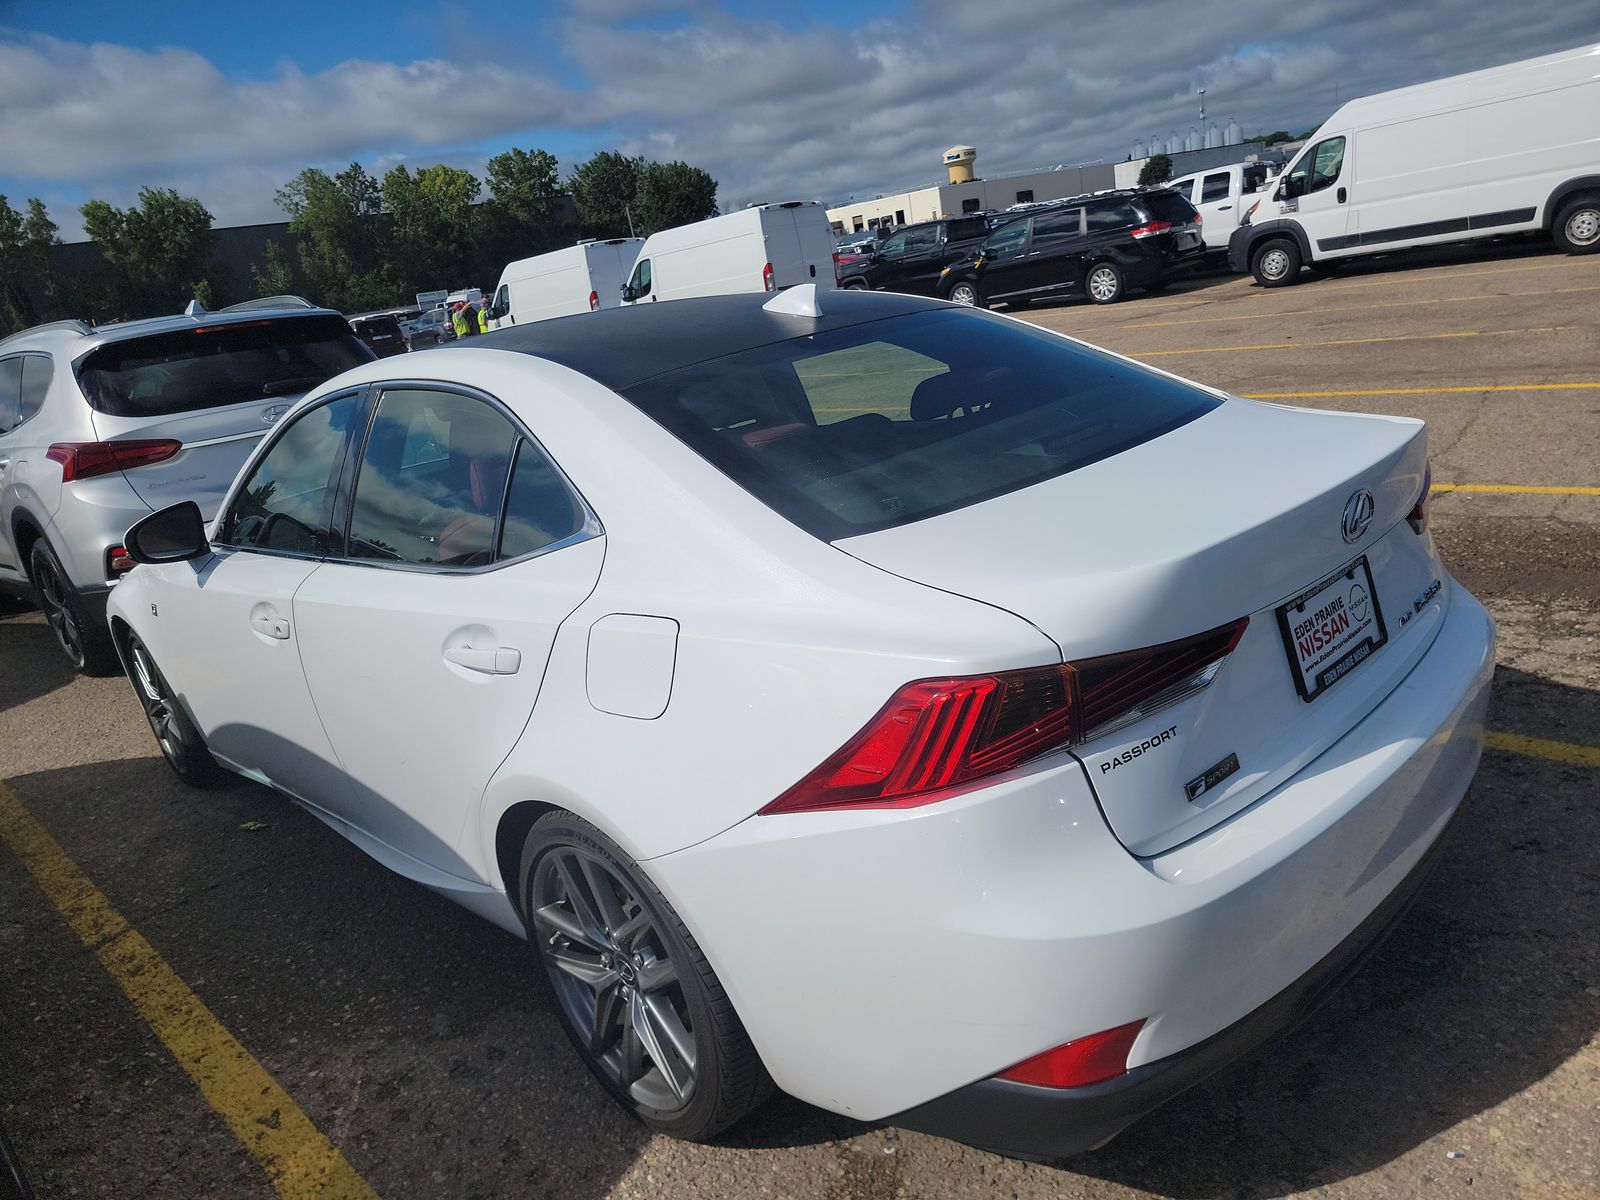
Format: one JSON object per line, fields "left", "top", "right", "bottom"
{"left": 1485, "top": 731, "right": 1600, "bottom": 769}
{"left": 1242, "top": 382, "right": 1600, "bottom": 399}
{"left": 1130, "top": 325, "right": 1573, "bottom": 358}
{"left": 1433, "top": 483, "right": 1600, "bottom": 495}
{"left": 0, "top": 782, "right": 379, "bottom": 1200}
{"left": 1121, "top": 285, "right": 1600, "bottom": 329}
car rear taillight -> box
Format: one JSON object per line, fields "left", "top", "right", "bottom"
{"left": 106, "top": 545, "right": 135, "bottom": 577}
{"left": 1130, "top": 219, "right": 1174, "bottom": 239}
{"left": 761, "top": 618, "right": 1247, "bottom": 815}
{"left": 996, "top": 1020, "right": 1146, "bottom": 1089}
{"left": 47, "top": 440, "right": 182, "bottom": 482}
{"left": 1407, "top": 462, "right": 1432, "bottom": 534}
{"left": 762, "top": 262, "right": 775, "bottom": 292}
{"left": 589, "top": 290, "right": 599, "bottom": 312}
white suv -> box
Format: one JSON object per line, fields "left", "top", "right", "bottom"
{"left": 0, "top": 303, "right": 372, "bottom": 673}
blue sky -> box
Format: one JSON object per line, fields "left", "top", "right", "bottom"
{"left": 1, "top": 1, "right": 1593, "bottom": 240}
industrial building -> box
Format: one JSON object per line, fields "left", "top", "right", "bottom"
{"left": 825, "top": 146, "right": 1116, "bottom": 235}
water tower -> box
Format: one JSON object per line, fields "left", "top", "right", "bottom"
{"left": 1225, "top": 118, "right": 1242, "bottom": 146}
{"left": 1185, "top": 127, "right": 1201, "bottom": 153}
{"left": 1132, "top": 139, "right": 1146, "bottom": 159}
{"left": 944, "top": 145, "right": 978, "bottom": 184}
{"left": 1205, "top": 124, "right": 1221, "bottom": 149}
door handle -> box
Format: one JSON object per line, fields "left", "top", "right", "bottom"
{"left": 1337, "top": 187, "right": 1347, "bottom": 203}
{"left": 444, "top": 645, "right": 521, "bottom": 675}
{"left": 251, "top": 613, "right": 290, "bottom": 640}
{"left": 1217, "top": 205, "right": 1232, "bottom": 211}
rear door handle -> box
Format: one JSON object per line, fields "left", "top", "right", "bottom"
{"left": 444, "top": 645, "right": 521, "bottom": 675}
{"left": 1217, "top": 205, "right": 1232, "bottom": 211}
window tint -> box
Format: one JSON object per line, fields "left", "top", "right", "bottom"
{"left": 76, "top": 315, "right": 372, "bottom": 418}
{"left": 1030, "top": 209, "right": 1083, "bottom": 252}
{"left": 1137, "top": 192, "right": 1199, "bottom": 224}
{"left": 0, "top": 357, "right": 21, "bottom": 433}
{"left": 222, "top": 392, "right": 360, "bottom": 554}
{"left": 622, "top": 309, "right": 1220, "bottom": 539}
{"left": 347, "top": 389, "right": 518, "bottom": 568}
{"left": 877, "top": 232, "right": 907, "bottom": 257}
{"left": 1308, "top": 136, "right": 1346, "bottom": 193}
{"left": 1200, "top": 173, "right": 1231, "bottom": 204}
{"left": 983, "top": 219, "right": 1029, "bottom": 254}
{"left": 19, "top": 355, "right": 52, "bottom": 424}
{"left": 498, "top": 439, "right": 585, "bottom": 559}
{"left": 945, "top": 217, "right": 988, "bottom": 242}
{"left": 1086, "top": 201, "right": 1136, "bottom": 232}
{"left": 902, "top": 226, "right": 938, "bottom": 253}
{"left": 630, "top": 259, "right": 652, "bottom": 297}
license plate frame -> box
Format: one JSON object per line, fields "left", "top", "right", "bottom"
{"left": 1275, "top": 556, "right": 1388, "bottom": 702}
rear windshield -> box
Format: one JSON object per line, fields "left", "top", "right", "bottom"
{"left": 76, "top": 314, "right": 373, "bottom": 418}
{"left": 621, "top": 309, "right": 1219, "bottom": 539}
{"left": 1138, "top": 192, "right": 1199, "bottom": 224}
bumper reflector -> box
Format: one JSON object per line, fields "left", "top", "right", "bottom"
{"left": 996, "top": 1019, "right": 1147, "bottom": 1089}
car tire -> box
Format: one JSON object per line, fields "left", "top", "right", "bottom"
{"left": 520, "top": 812, "right": 772, "bottom": 1141}
{"left": 1552, "top": 194, "right": 1600, "bottom": 254}
{"left": 946, "top": 281, "right": 979, "bottom": 307}
{"left": 1251, "top": 237, "right": 1302, "bottom": 287}
{"left": 124, "top": 633, "right": 227, "bottom": 787}
{"left": 842, "top": 280, "right": 868, "bottom": 291}
{"left": 1085, "top": 262, "right": 1125, "bottom": 304}
{"left": 28, "top": 539, "right": 117, "bottom": 675}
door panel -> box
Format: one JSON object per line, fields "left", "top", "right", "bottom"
{"left": 1281, "top": 133, "right": 1353, "bottom": 253}
{"left": 977, "top": 218, "right": 1033, "bottom": 298}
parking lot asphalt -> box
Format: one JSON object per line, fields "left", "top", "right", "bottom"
{"left": 3, "top": 239, "right": 1598, "bottom": 1200}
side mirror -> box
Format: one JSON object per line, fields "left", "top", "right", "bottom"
{"left": 621, "top": 285, "right": 637, "bottom": 303}
{"left": 1280, "top": 175, "right": 1304, "bottom": 200}
{"left": 125, "top": 501, "right": 210, "bottom": 565}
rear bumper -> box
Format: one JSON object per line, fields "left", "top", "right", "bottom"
{"left": 890, "top": 780, "right": 1465, "bottom": 1159}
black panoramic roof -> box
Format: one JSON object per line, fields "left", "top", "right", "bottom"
{"left": 476, "top": 289, "right": 944, "bottom": 390}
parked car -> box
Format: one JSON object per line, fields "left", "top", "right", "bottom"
{"left": 486, "top": 238, "right": 644, "bottom": 329}
{"left": 0, "top": 304, "right": 373, "bottom": 673}
{"left": 621, "top": 202, "right": 835, "bottom": 304}
{"left": 939, "top": 189, "right": 1203, "bottom": 307}
{"left": 403, "top": 307, "right": 453, "bottom": 347}
{"left": 835, "top": 215, "right": 992, "bottom": 296}
{"left": 1167, "top": 161, "right": 1277, "bottom": 261}
{"left": 108, "top": 287, "right": 1491, "bottom": 1159}
{"left": 1229, "top": 41, "right": 1600, "bottom": 286}
{"left": 348, "top": 313, "right": 411, "bottom": 358}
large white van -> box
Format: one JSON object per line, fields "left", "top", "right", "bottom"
{"left": 1228, "top": 43, "right": 1600, "bottom": 285}
{"left": 621, "top": 202, "right": 836, "bottom": 304}
{"left": 485, "top": 238, "right": 644, "bottom": 329}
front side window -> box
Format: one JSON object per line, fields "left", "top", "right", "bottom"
{"left": 877, "top": 231, "right": 908, "bottom": 258}
{"left": 1200, "top": 173, "right": 1231, "bottom": 204}
{"left": 622, "top": 309, "right": 1219, "bottom": 539}
{"left": 346, "top": 389, "right": 520, "bottom": 568}
{"left": 1308, "top": 136, "right": 1347, "bottom": 193}
{"left": 982, "top": 219, "right": 1030, "bottom": 256}
{"left": 221, "top": 391, "right": 360, "bottom": 554}
{"left": 629, "top": 260, "right": 652, "bottom": 297}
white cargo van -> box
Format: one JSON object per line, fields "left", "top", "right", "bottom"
{"left": 486, "top": 238, "right": 644, "bottom": 329}
{"left": 621, "top": 202, "right": 836, "bottom": 304}
{"left": 1168, "top": 161, "right": 1277, "bottom": 258}
{"left": 1228, "top": 42, "right": 1600, "bottom": 285}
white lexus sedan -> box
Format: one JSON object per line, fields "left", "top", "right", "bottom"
{"left": 107, "top": 287, "right": 1494, "bottom": 1157}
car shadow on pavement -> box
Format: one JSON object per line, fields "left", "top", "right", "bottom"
{"left": 0, "top": 607, "right": 75, "bottom": 716}
{"left": 1059, "top": 663, "right": 1598, "bottom": 1197}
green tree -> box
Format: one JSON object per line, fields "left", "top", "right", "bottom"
{"left": 481, "top": 147, "right": 566, "bottom": 263}
{"left": 632, "top": 161, "right": 719, "bottom": 235}
{"left": 382, "top": 163, "right": 481, "bottom": 295}
{"left": 568, "top": 151, "right": 644, "bottom": 238}
{"left": 80, "top": 187, "right": 214, "bottom": 318}
{"left": 275, "top": 163, "right": 390, "bottom": 311}
{"left": 250, "top": 241, "right": 298, "bottom": 297}
{"left": 1137, "top": 153, "right": 1174, "bottom": 186}
{"left": 0, "top": 195, "right": 32, "bottom": 335}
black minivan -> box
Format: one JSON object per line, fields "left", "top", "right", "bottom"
{"left": 837, "top": 215, "right": 994, "bottom": 297}
{"left": 939, "top": 189, "right": 1203, "bottom": 308}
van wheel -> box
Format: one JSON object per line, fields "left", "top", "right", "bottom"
{"left": 1085, "top": 263, "right": 1124, "bottom": 304}
{"left": 1251, "top": 238, "right": 1302, "bottom": 286}
{"left": 1553, "top": 195, "right": 1600, "bottom": 254}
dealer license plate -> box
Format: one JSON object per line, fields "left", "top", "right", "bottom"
{"left": 1275, "top": 556, "right": 1388, "bottom": 702}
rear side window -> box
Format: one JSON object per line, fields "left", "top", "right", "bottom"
{"left": 621, "top": 309, "right": 1219, "bottom": 538}
{"left": 1086, "top": 201, "right": 1137, "bottom": 232}
{"left": 0, "top": 357, "right": 21, "bottom": 433}
{"left": 945, "top": 217, "right": 989, "bottom": 242}
{"left": 220, "top": 392, "right": 360, "bottom": 554}
{"left": 76, "top": 314, "right": 374, "bottom": 418}
{"left": 20, "top": 356, "right": 52, "bottom": 423}
{"left": 1135, "top": 192, "right": 1199, "bottom": 224}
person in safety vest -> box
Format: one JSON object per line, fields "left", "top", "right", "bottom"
{"left": 476, "top": 300, "right": 490, "bottom": 334}
{"left": 451, "top": 302, "right": 471, "bottom": 338}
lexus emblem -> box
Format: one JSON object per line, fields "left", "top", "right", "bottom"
{"left": 1341, "top": 489, "right": 1375, "bottom": 543}
{"left": 261, "top": 403, "right": 290, "bottom": 425}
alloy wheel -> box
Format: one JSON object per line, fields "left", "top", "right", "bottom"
{"left": 530, "top": 845, "right": 698, "bottom": 1111}
{"left": 128, "top": 640, "right": 184, "bottom": 764}
{"left": 949, "top": 283, "right": 977, "bottom": 306}
{"left": 1088, "top": 267, "right": 1120, "bottom": 302}
{"left": 33, "top": 554, "right": 84, "bottom": 668}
